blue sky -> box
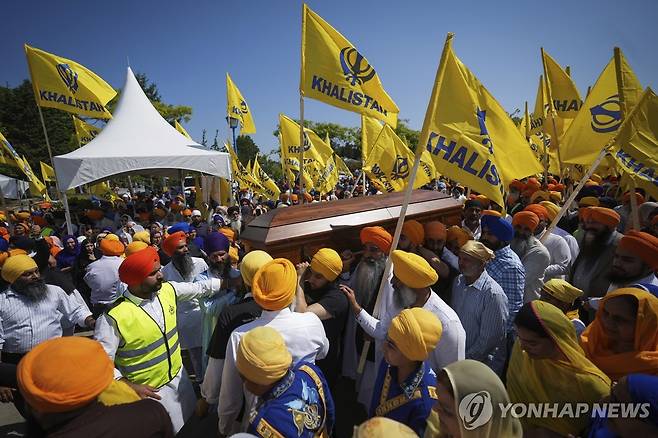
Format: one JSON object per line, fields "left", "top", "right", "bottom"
{"left": 2, "top": 0, "right": 656, "bottom": 155}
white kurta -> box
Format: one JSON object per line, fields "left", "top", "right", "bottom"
{"left": 541, "top": 231, "right": 572, "bottom": 281}
{"left": 94, "top": 278, "right": 221, "bottom": 433}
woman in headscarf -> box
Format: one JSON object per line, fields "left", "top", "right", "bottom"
{"left": 55, "top": 235, "right": 80, "bottom": 271}
{"left": 580, "top": 288, "right": 658, "bottom": 381}
{"left": 426, "top": 359, "right": 522, "bottom": 438}
{"left": 507, "top": 301, "right": 611, "bottom": 436}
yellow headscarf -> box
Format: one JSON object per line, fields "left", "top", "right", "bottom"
{"left": 391, "top": 250, "right": 438, "bottom": 289}
{"left": 236, "top": 326, "right": 292, "bottom": 385}
{"left": 541, "top": 279, "right": 583, "bottom": 305}
{"left": 252, "top": 258, "right": 297, "bottom": 310}
{"left": 388, "top": 308, "right": 442, "bottom": 361}
{"left": 310, "top": 248, "right": 343, "bottom": 282}
{"left": 507, "top": 301, "right": 610, "bottom": 436}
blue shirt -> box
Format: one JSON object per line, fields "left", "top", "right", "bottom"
{"left": 486, "top": 245, "right": 525, "bottom": 333}
{"left": 370, "top": 359, "right": 437, "bottom": 437}
{"left": 248, "top": 362, "right": 335, "bottom": 438}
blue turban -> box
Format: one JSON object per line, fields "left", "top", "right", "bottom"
{"left": 481, "top": 214, "right": 514, "bottom": 242}
{"left": 0, "top": 238, "right": 8, "bottom": 252}
{"left": 627, "top": 374, "right": 658, "bottom": 426}
{"left": 168, "top": 222, "right": 191, "bottom": 234}
{"left": 204, "top": 232, "right": 230, "bottom": 255}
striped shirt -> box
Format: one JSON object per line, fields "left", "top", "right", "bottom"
{"left": 0, "top": 285, "right": 91, "bottom": 354}
{"left": 486, "top": 245, "right": 525, "bottom": 333}
{"left": 451, "top": 271, "right": 508, "bottom": 365}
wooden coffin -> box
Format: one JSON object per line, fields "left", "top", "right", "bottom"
{"left": 240, "top": 190, "right": 463, "bottom": 264}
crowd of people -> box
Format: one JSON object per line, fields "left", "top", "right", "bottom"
{"left": 0, "top": 172, "right": 657, "bottom": 438}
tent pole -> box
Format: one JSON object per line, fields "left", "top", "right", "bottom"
{"left": 61, "top": 191, "right": 73, "bottom": 235}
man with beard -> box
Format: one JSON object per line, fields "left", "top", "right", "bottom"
{"left": 510, "top": 211, "right": 550, "bottom": 302}
{"left": 606, "top": 231, "right": 658, "bottom": 292}
{"left": 462, "top": 200, "right": 483, "bottom": 240}
{"left": 94, "top": 246, "right": 223, "bottom": 433}
{"left": 168, "top": 222, "right": 203, "bottom": 258}
{"left": 295, "top": 248, "right": 348, "bottom": 389}
{"left": 342, "top": 250, "right": 465, "bottom": 375}
{"left": 568, "top": 207, "right": 622, "bottom": 299}
{"left": 227, "top": 206, "right": 242, "bottom": 238}
{"left": 451, "top": 241, "right": 508, "bottom": 373}
{"left": 398, "top": 220, "right": 425, "bottom": 254}
{"left": 191, "top": 209, "right": 209, "bottom": 237}
{"left": 523, "top": 204, "right": 572, "bottom": 281}
{"left": 0, "top": 255, "right": 94, "bottom": 414}
{"left": 340, "top": 226, "right": 390, "bottom": 392}
{"left": 418, "top": 221, "right": 460, "bottom": 303}
{"left": 160, "top": 231, "right": 208, "bottom": 383}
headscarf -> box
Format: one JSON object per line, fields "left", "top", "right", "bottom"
{"left": 391, "top": 250, "right": 438, "bottom": 288}
{"left": 446, "top": 226, "right": 472, "bottom": 248}
{"left": 438, "top": 360, "right": 523, "bottom": 438}
{"left": 100, "top": 238, "right": 125, "bottom": 257}
{"left": 360, "top": 226, "right": 392, "bottom": 253}
{"left": 203, "top": 232, "right": 230, "bottom": 255}
{"left": 1, "top": 254, "right": 38, "bottom": 284}
{"left": 512, "top": 211, "right": 539, "bottom": 231}
{"left": 387, "top": 308, "right": 442, "bottom": 361}
{"left": 353, "top": 417, "right": 417, "bottom": 438}
{"left": 56, "top": 235, "right": 80, "bottom": 269}
{"left": 424, "top": 221, "right": 447, "bottom": 241}
{"left": 541, "top": 279, "right": 583, "bottom": 305}
{"left": 240, "top": 250, "right": 273, "bottom": 287}
{"left": 481, "top": 214, "right": 514, "bottom": 242}
{"left": 118, "top": 246, "right": 160, "bottom": 287}
{"left": 581, "top": 288, "right": 658, "bottom": 381}
{"left": 507, "top": 301, "right": 611, "bottom": 435}
{"left": 17, "top": 337, "right": 114, "bottom": 413}
{"left": 252, "top": 258, "right": 297, "bottom": 310}
{"left": 401, "top": 220, "right": 425, "bottom": 246}
{"left": 459, "top": 240, "right": 494, "bottom": 263}
{"left": 162, "top": 231, "right": 187, "bottom": 257}
{"left": 236, "top": 326, "right": 292, "bottom": 385}
{"left": 310, "top": 248, "right": 342, "bottom": 282}
{"left": 618, "top": 231, "right": 658, "bottom": 270}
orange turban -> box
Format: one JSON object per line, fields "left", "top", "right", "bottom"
{"left": 360, "top": 226, "right": 392, "bottom": 253}
{"left": 0, "top": 252, "right": 8, "bottom": 267}
{"left": 118, "top": 246, "right": 160, "bottom": 287}
{"left": 446, "top": 226, "right": 472, "bottom": 248}
{"left": 182, "top": 208, "right": 192, "bottom": 217}
{"left": 475, "top": 195, "right": 490, "bottom": 209}
{"left": 623, "top": 192, "right": 645, "bottom": 205}
{"left": 523, "top": 204, "right": 549, "bottom": 221}
{"left": 618, "top": 231, "right": 658, "bottom": 270}
{"left": 303, "top": 192, "right": 313, "bottom": 202}
{"left": 100, "top": 238, "right": 125, "bottom": 257}
{"left": 401, "top": 220, "right": 424, "bottom": 246}
{"left": 125, "top": 241, "right": 148, "bottom": 256}
{"left": 162, "top": 231, "right": 187, "bottom": 256}
{"left": 509, "top": 180, "right": 525, "bottom": 191}
{"left": 290, "top": 194, "right": 299, "bottom": 202}
{"left": 218, "top": 227, "right": 235, "bottom": 242}
{"left": 512, "top": 211, "right": 540, "bottom": 231}
{"left": 652, "top": 215, "right": 658, "bottom": 227}
{"left": 554, "top": 183, "right": 565, "bottom": 192}
{"left": 252, "top": 258, "right": 297, "bottom": 311}
{"left": 588, "top": 207, "right": 620, "bottom": 229}
{"left": 17, "top": 337, "right": 113, "bottom": 414}
{"left": 525, "top": 178, "right": 541, "bottom": 192}
{"left": 424, "top": 221, "right": 447, "bottom": 241}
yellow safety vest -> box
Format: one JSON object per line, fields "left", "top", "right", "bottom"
{"left": 107, "top": 282, "right": 183, "bottom": 388}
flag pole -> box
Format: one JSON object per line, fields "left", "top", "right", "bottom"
{"left": 299, "top": 94, "right": 306, "bottom": 203}
{"left": 540, "top": 50, "right": 564, "bottom": 182}
{"left": 628, "top": 179, "right": 641, "bottom": 230}
{"left": 36, "top": 105, "right": 63, "bottom": 202}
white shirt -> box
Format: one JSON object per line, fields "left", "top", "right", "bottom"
{"left": 215, "top": 308, "right": 329, "bottom": 434}
{"left": 517, "top": 236, "right": 551, "bottom": 302}
{"left": 84, "top": 255, "right": 125, "bottom": 305}
{"left": 0, "top": 284, "right": 91, "bottom": 354}
{"left": 462, "top": 219, "right": 481, "bottom": 240}
{"left": 540, "top": 231, "right": 572, "bottom": 281}
{"left": 356, "top": 290, "right": 466, "bottom": 373}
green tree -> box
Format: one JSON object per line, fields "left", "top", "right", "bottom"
{"left": 235, "top": 135, "right": 259, "bottom": 165}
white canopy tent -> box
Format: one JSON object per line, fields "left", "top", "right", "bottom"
{"left": 0, "top": 173, "right": 29, "bottom": 199}
{"left": 53, "top": 67, "right": 232, "bottom": 233}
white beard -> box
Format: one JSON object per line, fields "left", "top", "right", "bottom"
{"left": 352, "top": 258, "right": 386, "bottom": 307}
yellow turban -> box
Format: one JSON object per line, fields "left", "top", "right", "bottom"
{"left": 310, "top": 248, "right": 342, "bottom": 282}
{"left": 401, "top": 220, "right": 425, "bottom": 246}
{"left": 252, "top": 258, "right": 297, "bottom": 310}
{"left": 218, "top": 227, "right": 235, "bottom": 242}
{"left": 549, "top": 191, "right": 562, "bottom": 203}
{"left": 228, "top": 246, "right": 239, "bottom": 263}
{"left": 539, "top": 201, "right": 560, "bottom": 222}
{"left": 132, "top": 231, "right": 151, "bottom": 244}
{"left": 459, "top": 240, "right": 495, "bottom": 263}
{"left": 590, "top": 173, "right": 602, "bottom": 184}
{"left": 2, "top": 254, "right": 37, "bottom": 284}
{"left": 446, "top": 226, "right": 472, "bottom": 248}
{"left": 541, "top": 279, "right": 583, "bottom": 304}
{"left": 125, "top": 241, "right": 148, "bottom": 256}
{"left": 240, "top": 250, "right": 273, "bottom": 287}
{"left": 530, "top": 190, "right": 550, "bottom": 203}
{"left": 391, "top": 250, "right": 438, "bottom": 289}
{"left": 236, "top": 326, "right": 292, "bottom": 385}
{"left": 353, "top": 417, "right": 417, "bottom": 438}
{"left": 579, "top": 196, "right": 600, "bottom": 207}
{"left": 17, "top": 337, "right": 113, "bottom": 414}
{"left": 388, "top": 308, "right": 442, "bottom": 361}
{"left": 104, "top": 233, "right": 120, "bottom": 242}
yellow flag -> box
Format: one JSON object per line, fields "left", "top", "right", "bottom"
{"left": 18, "top": 156, "right": 47, "bottom": 195}
{"left": 609, "top": 88, "right": 658, "bottom": 199}
{"left": 419, "top": 34, "right": 542, "bottom": 208}
{"left": 561, "top": 50, "right": 642, "bottom": 165}
{"left": 0, "top": 131, "right": 21, "bottom": 168}
{"left": 335, "top": 154, "right": 352, "bottom": 178}
{"left": 174, "top": 120, "right": 192, "bottom": 139}
{"left": 73, "top": 116, "right": 101, "bottom": 146}
{"left": 90, "top": 181, "right": 119, "bottom": 202}
{"left": 226, "top": 73, "right": 256, "bottom": 134}
{"left": 541, "top": 49, "right": 582, "bottom": 119}
{"left": 252, "top": 156, "right": 281, "bottom": 201}
{"left": 225, "top": 143, "right": 265, "bottom": 193}
{"left": 300, "top": 4, "right": 399, "bottom": 127}
{"left": 25, "top": 44, "right": 116, "bottom": 119}
{"left": 40, "top": 161, "right": 56, "bottom": 182}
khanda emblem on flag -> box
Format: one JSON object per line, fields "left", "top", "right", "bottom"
{"left": 391, "top": 156, "right": 410, "bottom": 180}
{"left": 476, "top": 109, "right": 495, "bottom": 155}
{"left": 590, "top": 95, "right": 622, "bottom": 133}
{"left": 240, "top": 100, "right": 249, "bottom": 114}
{"left": 339, "top": 47, "right": 376, "bottom": 86}
{"left": 56, "top": 63, "right": 79, "bottom": 93}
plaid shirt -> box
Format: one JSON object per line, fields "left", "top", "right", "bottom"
{"left": 486, "top": 245, "right": 525, "bottom": 333}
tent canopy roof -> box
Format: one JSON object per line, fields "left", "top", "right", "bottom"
{"left": 53, "top": 67, "right": 231, "bottom": 190}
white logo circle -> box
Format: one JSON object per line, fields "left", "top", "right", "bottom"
{"left": 458, "top": 391, "right": 493, "bottom": 430}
